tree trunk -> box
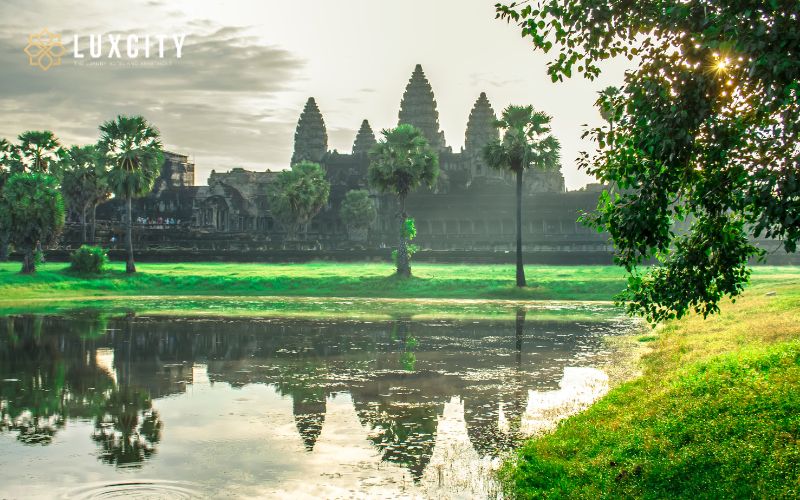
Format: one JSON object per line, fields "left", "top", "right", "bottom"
{"left": 396, "top": 196, "right": 411, "bottom": 278}
{"left": 90, "top": 204, "right": 97, "bottom": 244}
{"left": 21, "top": 246, "right": 36, "bottom": 274}
{"left": 0, "top": 233, "right": 8, "bottom": 261}
{"left": 81, "top": 205, "right": 88, "bottom": 244}
{"left": 125, "top": 195, "right": 136, "bottom": 273}
{"left": 515, "top": 169, "right": 526, "bottom": 287}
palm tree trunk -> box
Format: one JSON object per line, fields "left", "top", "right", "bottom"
{"left": 515, "top": 169, "right": 526, "bottom": 287}
{"left": 81, "top": 205, "right": 88, "bottom": 244}
{"left": 90, "top": 204, "right": 97, "bottom": 244}
{"left": 397, "top": 196, "right": 411, "bottom": 278}
{"left": 125, "top": 195, "right": 136, "bottom": 273}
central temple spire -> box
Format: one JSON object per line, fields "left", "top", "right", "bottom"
{"left": 398, "top": 64, "right": 446, "bottom": 151}
{"left": 465, "top": 92, "right": 500, "bottom": 178}
{"left": 291, "top": 97, "right": 328, "bottom": 165}
{"left": 352, "top": 119, "right": 377, "bottom": 156}
{"left": 464, "top": 92, "right": 498, "bottom": 154}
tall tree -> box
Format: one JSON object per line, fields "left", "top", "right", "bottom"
{"left": 496, "top": 1, "right": 800, "bottom": 322}
{"left": 266, "top": 161, "right": 330, "bottom": 242}
{"left": 61, "top": 145, "right": 100, "bottom": 243}
{"left": 0, "top": 172, "right": 65, "bottom": 273}
{"left": 368, "top": 124, "right": 439, "bottom": 277}
{"left": 14, "top": 131, "right": 63, "bottom": 174}
{"left": 483, "top": 105, "right": 561, "bottom": 287}
{"left": 88, "top": 149, "right": 112, "bottom": 244}
{"left": 97, "top": 116, "right": 164, "bottom": 273}
{"left": 0, "top": 138, "right": 14, "bottom": 260}
{"left": 339, "top": 189, "right": 377, "bottom": 241}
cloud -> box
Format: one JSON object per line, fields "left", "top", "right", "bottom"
{"left": 0, "top": 23, "right": 306, "bottom": 183}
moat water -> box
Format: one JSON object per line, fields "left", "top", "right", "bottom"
{"left": 0, "top": 305, "right": 636, "bottom": 498}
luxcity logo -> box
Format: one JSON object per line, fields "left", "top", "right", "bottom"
{"left": 24, "top": 29, "right": 187, "bottom": 71}
{"left": 24, "top": 29, "right": 66, "bottom": 71}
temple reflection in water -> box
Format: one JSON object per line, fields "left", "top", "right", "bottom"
{"left": 0, "top": 312, "right": 624, "bottom": 485}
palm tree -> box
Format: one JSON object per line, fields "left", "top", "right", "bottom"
{"left": 61, "top": 145, "right": 100, "bottom": 243}
{"left": 0, "top": 138, "right": 14, "bottom": 260}
{"left": 483, "top": 105, "right": 561, "bottom": 287}
{"left": 368, "top": 124, "right": 439, "bottom": 277}
{"left": 97, "top": 116, "right": 163, "bottom": 273}
{"left": 1, "top": 172, "right": 66, "bottom": 273}
{"left": 15, "top": 131, "right": 63, "bottom": 174}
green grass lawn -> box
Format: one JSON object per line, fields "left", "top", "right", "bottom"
{"left": 0, "top": 261, "right": 632, "bottom": 303}
{"left": 500, "top": 273, "right": 800, "bottom": 498}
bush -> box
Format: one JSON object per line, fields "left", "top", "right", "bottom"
{"left": 69, "top": 245, "right": 109, "bottom": 274}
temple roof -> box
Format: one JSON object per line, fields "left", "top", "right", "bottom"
{"left": 465, "top": 92, "right": 498, "bottom": 153}
{"left": 291, "top": 97, "right": 328, "bottom": 165}
{"left": 398, "top": 64, "right": 446, "bottom": 151}
{"left": 352, "top": 119, "right": 376, "bottom": 156}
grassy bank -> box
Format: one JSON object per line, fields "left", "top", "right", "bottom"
{"left": 0, "top": 261, "right": 631, "bottom": 303}
{"left": 1, "top": 262, "right": 797, "bottom": 306}
{"left": 500, "top": 275, "right": 800, "bottom": 498}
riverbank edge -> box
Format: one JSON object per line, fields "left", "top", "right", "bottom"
{"left": 499, "top": 280, "right": 800, "bottom": 498}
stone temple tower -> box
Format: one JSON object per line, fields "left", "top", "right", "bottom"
{"left": 464, "top": 92, "right": 500, "bottom": 178}
{"left": 398, "top": 64, "right": 447, "bottom": 151}
{"left": 352, "top": 119, "right": 377, "bottom": 156}
{"left": 291, "top": 97, "right": 328, "bottom": 165}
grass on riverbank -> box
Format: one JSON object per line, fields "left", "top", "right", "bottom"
{"left": 2, "top": 262, "right": 797, "bottom": 305}
{"left": 0, "top": 261, "right": 630, "bottom": 303}
{"left": 500, "top": 275, "right": 800, "bottom": 498}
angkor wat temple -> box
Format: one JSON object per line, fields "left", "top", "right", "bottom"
{"left": 97, "top": 64, "right": 612, "bottom": 253}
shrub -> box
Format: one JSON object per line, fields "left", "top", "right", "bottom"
{"left": 69, "top": 245, "right": 109, "bottom": 274}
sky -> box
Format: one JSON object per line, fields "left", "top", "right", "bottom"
{"left": 0, "top": 0, "right": 629, "bottom": 190}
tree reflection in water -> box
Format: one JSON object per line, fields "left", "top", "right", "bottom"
{"left": 92, "top": 385, "right": 162, "bottom": 467}
{"left": 0, "top": 308, "right": 617, "bottom": 479}
{"left": 0, "top": 312, "right": 161, "bottom": 467}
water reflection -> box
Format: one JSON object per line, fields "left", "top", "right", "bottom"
{"left": 0, "top": 309, "right": 631, "bottom": 495}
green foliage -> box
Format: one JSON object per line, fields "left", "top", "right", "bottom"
{"left": 482, "top": 105, "right": 561, "bottom": 174}
{"left": 0, "top": 138, "right": 13, "bottom": 186}
{"left": 0, "top": 173, "right": 65, "bottom": 263}
{"left": 339, "top": 189, "right": 376, "bottom": 231}
{"left": 368, "top": 124, "right": 439, "bottom": 201}
{"left": 267, "top": 161, "right": 331, "bottom": 240}
{"left": 392, "top": 218, "right": 419, "bottom": 269}
{"left": 402, "top": 217, "right": 416, "bottom": 240}
{"left": 69, "top": 245, "right": 109, "bottom": 275}
{"left": 97, "top": 115, "right": 163, "bottom": 200}
{"left": 0, "top": 138, "right": 14, "bottom": 253}
{"left": 12, "top": 130, "right": 64, "bottom": 174}
{"left": 391, "top": 244, "right": 419, "bottom": 268}
{"left": 61, "top": 145, "right": 108, "bottom": 223}
{"left": 496, "top": 0, "right": 800, "bottom": 322}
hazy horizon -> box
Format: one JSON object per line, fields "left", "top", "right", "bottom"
{"left": 1, "top": 0, "right": 629, "bottom": 190}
